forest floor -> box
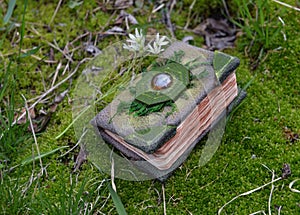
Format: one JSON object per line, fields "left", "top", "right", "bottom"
{"left": 0, "top": 0, "right": 299, "bottom": 214}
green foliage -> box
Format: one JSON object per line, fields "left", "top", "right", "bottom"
{"left": 232, "top": 0, "right": 284, "bottom": 52}
{"left": 129, "top": 100, "right": 176, "bottom": 117}
{"left": 0, "top": 0, "right": 40, "bottom": 161}
{"left": 19, "top": 46, "right": 41, "bottom": 58}
{"left": 0, "top": 0, "right": 299, "bottom": 214}
{"left": 0, "top": 166, "right": 109, "bottom": 215}
{"left": 108, "top": 184, "right": 127, "bottom": 215}
{"left": 33, "top": 176, "right": 89, "bottom": 214}
{"left": 21, "top": 146, "right": 68, "bottom": 166}
{"left": 3, "top": 0, "right": 16, "bottom": 25}
{"left": 0, "top": 56, "right": 29, "bottom": 161}
{"left": 172, "top": 0, "right": 237, "bottom": 27}
{"left": 0, "top": 170, "right": 30, "bottom": 214}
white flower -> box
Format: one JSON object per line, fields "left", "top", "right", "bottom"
{"left": 147, "top": 41, "right": 161, "bottom": 54}
{"left": 147, "top": 33, "right": 169, "bottom": 54}
{"left": 123, "top": 28, "right": 146, "bottom": 52}
{"left": 123, "top": 29, "right": 169, "bottom": 55}
{"left": 154, "top": 33, "right": 169, "bottom": 46}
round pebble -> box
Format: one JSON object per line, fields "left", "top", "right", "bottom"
{"left": 151, "top": 73, "right": 173, "bottom": 90}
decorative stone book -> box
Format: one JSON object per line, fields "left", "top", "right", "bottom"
{"left": 92, "top": 42, "right": 246, "bottom": 180}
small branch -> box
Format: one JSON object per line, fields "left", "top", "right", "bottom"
{"left": 222, "top": 0, "right": 231, "bottom": 17}
{"left": 51, "top": 61, "right": 62, "bottom": 87}
{"left": 268, "top": 170, "right": 276, "bottom": 215}
{"left": 21, "top": 49, "right": 57, "bottom": 63}
{"left": 184, "top": 0, "right": 196, "bottom": 29}
{"left": 59, "top": 129, "right": 87, "bottom": 157}
{"left": 250, "top": 211, "right": 267, "bottom": 215}
{"left": 218, "top": 177, "right": 282, "bottom": 214}
{"left": 163, "top": 4, "right": 175, "bottom": 38}
{"left": 70, "top": 32, "right": 91, "bottom": 46}
{"left": 277, "top": 206, "right": 282, "bottom": 215}
{"left": 271, "top": 0, "right": 300, "bottom": 12}
{"left": 152, "top": 4, "right": 165, "bottom": 13}
{"left": 100, "top": 10, "right": 117, "bottom": 32}
{"left": 111, "top": 156, "right": 116, "bottom": 192}
{"left": 12, "top": 58, "right": 90, "bottom": 127}
{"left": 49, "top": 0, "right": 63, "bottom": 25}
{"left": 21, "top": 94, "right": 44, "bottom": 174}
{"left": 3, "top": 50, "right": 57, "bottom": 64}
{"left": 289, "top": 179, "right": 300, "bottom": 193}
{"left": 162, "top": 183, "right": 167, "bottom": 215}
{"left": 47, "top": 40, "right": 74, "bottom": 63}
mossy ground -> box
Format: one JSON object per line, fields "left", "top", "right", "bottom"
{"left": 1, "top": 0, "right": 299, "bottom": 214}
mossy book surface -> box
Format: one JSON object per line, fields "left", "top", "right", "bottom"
{"left": 92, "top": 42, "right": 240, "bottom": 154}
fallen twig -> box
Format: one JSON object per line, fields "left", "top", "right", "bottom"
{"left": 218, "top": 170, "right": 282, "bottom": 214}
{"left": 250, "top": 211, "right": 267, "bottom": 215}
{"left": 73, "top": 145, "right": 88, "bottom": 172}
{"left": 289, "top": 179, "right": 300, "bottom": 193}
{"left": 60, "top": 129, "right": 87, "bottom": 158}
{"left": 184, "top": 0, "right": 196, "bottom": 29}
{"left": 47, "top": 40, "right": 74, "bottom": 62}
{"left": 51, "top": 61, "right": 62, "bottom": 87}
{"left": 21, "top": 49, "right": 57, "bottom": 63}
{"left": 12, "top": 58, "right": 90, "bottom": 127}
{"left": 2, "top": 50, "right": 57, "bottom": 64}
{"left": 162, "top": 3, "right": 175, "bottom": 38}
{"left": 162, "top": 183, "right": 167, "bottom": 215}
{"left": 49, "top": 0, "right": 63, "bottom": 25}
{"left": 268, "top": 169, "right": 276, "bottom": 215}
{"left": 100, "top": 10, "right": 117, "bottom": 32}
{"left": 152, "top": 3, "right": 165, "bottom": 13}
{"left": 21, "top": 94, "right": 44, "bottom": 175}
{"left": 221, "top": 0, "right": 231, "bottom": 17}
{"left": 70, "top": 31, "right": 91, "bottom": 46}
{"left": 271, "top": 0, "right": 300, "bottom": 12}
{"left": 111, "top": 155, "right": 116, "bottom": 192}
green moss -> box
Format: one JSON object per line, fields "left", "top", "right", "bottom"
{"left": 1, "top": 0, "right": 300, "bottom": 214}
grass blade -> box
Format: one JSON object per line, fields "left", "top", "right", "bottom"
{"left": 20, "top": 46, "right": 41, "bottom": 58}
{"left": 108, "top": 183, "right": 127, "bottom": 215}
{"left": 3, "top": 0, "right": 17, "bottom": 24}
{"left": 21, "top": 146, "right": 68, "bottom": 166}
{"left": 18, "top": 0, "right": 28, "bottom": 60}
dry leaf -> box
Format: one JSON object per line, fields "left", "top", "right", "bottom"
{"left": 73, "top": 145, "right": 88, "bottom": 172}
{"left": 84, "top": 43, "right": 102, "bottom": 56}
{"left": 49, "top": 103, "right": 58, "bottom": 113}
{"left": 105, "top": 26, "right": 126, "bottom": 35}
{"left": 282, "top": 163, "right": 291, "bottom": 179}
{"left": 54, "top": 89, "right": 69, "bottom": 104}
{"left": 101, "top": 0, "right": 133, "bottom": 10}
{"left": 113, "top": 0, "right": 133, "bottom": 9}
{"left": 193, "top": 18, "right": 237, "bottom": 50}
{"left": 115, "top": 10, "right": 138, "bottom": 25}
{"left": 29, "top": 111, "right": 51, "bottom": 133}
{"left": 14, "top": 107, "right": 36, "bottom": 125}
{"left": 283, "top": 127, "right": 299, "bottom": 143}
